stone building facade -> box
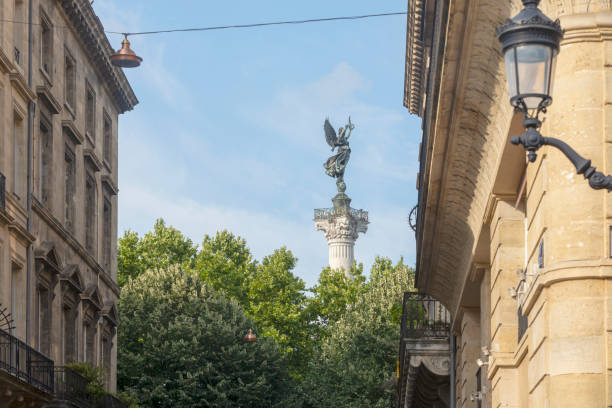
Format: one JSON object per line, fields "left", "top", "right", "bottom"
{"left": 0, "top": 0, "right": 136, "bottom": 405}
{"left": 402, "top": 0, "right": 612, "bottom": 407}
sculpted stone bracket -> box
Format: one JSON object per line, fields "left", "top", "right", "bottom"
{"left": 401, "top": 351, "right": 451, "bottom": 408}
{"left": 408, "top": 354, "right": 451, "bottom": 377}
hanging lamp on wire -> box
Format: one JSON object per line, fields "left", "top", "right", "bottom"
{"left": 110, "top": 34, "right": 142, "bottom": 68}
{"left": 243, "top": 328, "right": 257, "bottom": 343}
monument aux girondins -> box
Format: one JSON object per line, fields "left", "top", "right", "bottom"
{"left": 314, "top": 117, "right": 369, "bottom": 274}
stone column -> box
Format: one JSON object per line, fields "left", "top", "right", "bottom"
{"left": 488, "top": 198, "right": 523, "bottom": 408}
{"left": 314, "top": 193, "right": 368, "bottom": 274}
{"left": 458, "top": 308, "right": 481, "bottom": 408}
{"left": 520, "top": 3, "right": 612, "bottom": 406}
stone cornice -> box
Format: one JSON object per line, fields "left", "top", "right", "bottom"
{"left": 0, "top": 209, "right": 13, "bottom": 226}
{"left": 0, "top": 47, "right": 13, "bottom": 74}
{"left": 9, "top": 72, "right": 37, "bottom": 102}
{"left": 36, "top": 86, "right": 62, "bottom": 115}
{"left": 8, "top": 222, "right": 36, "bottom": 245}
{"left": 84, "top": 149, "right": 103, "bottom": 172}
{"left": 62, "top": 120, "right": 84, "bottom": 145}
{"left": 101, "top": 175, "right": 118, "bottom": 196}
{"left": 58, "top": 0, "right": 138, "bottom": 114}
{"left": 404, "top": 0, "right": 426, "bottom": 114}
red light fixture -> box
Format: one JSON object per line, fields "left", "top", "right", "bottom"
{"left": 243, "top": 328, "right": 257, "bottom": 343}
{"left": 110, "top": 35, "right": 142, "bottom": 68}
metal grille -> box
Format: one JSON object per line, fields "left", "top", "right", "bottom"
{"left": 54, "top": 367, "right": 93, "bottom": 407}
{"left": 476, "top": 367, "right": 482, "bottom": 408}
{"left": 400, "top": 292, "right": 451, "bottom": 339}
{"left": 0, "top": 172, "right": 5, "bottom": 210}
{"left": 0, "top": 327, "right": 54, "bottom": 394}
{"left": 518, "top": 305, "right": 528, "bottom": 342}
{"left": 314, "top": 207, "right": 368, "bottom": 222}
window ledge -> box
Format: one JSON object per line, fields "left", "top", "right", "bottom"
{"left": 85, "top": 131, "right": 95, "bottom": 147}
{"left": 64, "top": 102, "right": 75, "bottom": 119}
{"left": 39, "top": 67, "right": 53, "bottom": 87}
{"left": 102, "top": 159, "right": 112, "bottom": 173}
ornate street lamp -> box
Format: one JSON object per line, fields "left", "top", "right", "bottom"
{"left": 497, "top": 0, "right": 612, "bottom": 190}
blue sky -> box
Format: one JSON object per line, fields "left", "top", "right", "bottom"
{"left": 93, "top": 1, "right": 421, "bottom": 287}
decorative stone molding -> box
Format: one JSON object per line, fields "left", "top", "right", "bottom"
{"left": 58, "top": 0, "right": 138, "bottom": 113}
{"left": 315, "top": 214, "right": 367, "bottom": 241}
{"left": 36, "top": 86, "right": 62, "bottom": 115}
{"left": 542, "top": 0, "right": 612, "bottom": 16}
{"left": 101, "top": 175, "right": 119, "bottom": 196}
{"left": 32, "top": 197, "right": 121, "bottom": 296}
{"left": 409, "top": 354, "right": 451, "bottom": 377}
{"left": 399, "top": 338, "right": 451, "bottom": 408}
{"left": 314, "top": 194, "right": 368, "bottom": 273}
{"left": 62, "top": 120, "right": 84, "bottom": 145}
{"left": 404, "top": 0, "right": 426, "bottom": 114}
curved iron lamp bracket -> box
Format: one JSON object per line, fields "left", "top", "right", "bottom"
{"left": 510, "top": 107, "right": 612, "bottom": 190}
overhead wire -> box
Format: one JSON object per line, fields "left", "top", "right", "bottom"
{"left": 1, "top": 11, "right": 407, "bottom": 37}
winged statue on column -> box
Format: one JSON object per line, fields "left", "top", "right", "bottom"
{"left": 323, "top": 117, "right": 354, "bottom": 193}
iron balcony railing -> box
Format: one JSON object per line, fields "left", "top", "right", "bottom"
{"left": 99, "top": 394, "right": 127, "bottom": 408}
{"left": 54, "top": 367, "right": 94, "bottom": 407}
{"left": 0, "top": 327, "right": 54, "bottom": 394}
{"left": 313, "top": 207, "right": 369, "bottom": 222}
{"left": 400, "top": 292, "right": 451, "bottom": 339}
{"left": 398, "top": 291, "right": 451, "bottom": 402}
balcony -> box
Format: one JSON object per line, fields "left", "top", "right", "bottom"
{"left": 0, "top": 327, "right": 53, "bottom": 407}
{"left": 53, "top": 367, "right": 94, "bottom": 407}
{"left": 400, "top": 292, "right": 451, "bottom": 339}
{"left": 398, "top": 292, "right": 451, "bottom": 408}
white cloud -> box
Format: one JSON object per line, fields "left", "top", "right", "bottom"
{"left": 116, "top": 62, "right": 418, "bottom": 286}
{"left": 248, "top": 62, "right": 417, "bottom": 181}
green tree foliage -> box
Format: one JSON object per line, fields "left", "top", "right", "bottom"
{"left": 118, "top": 219, "right": 197, "bottom": 286}
{"left": 300, "top": 257, "right": 415, "bottom": 408}
{"left": 118, "top": 265, "right": 290, "bottom": 407}
{"left": 117, "top": 230, "right": 141, "bottom": 286}
{"left": 195, "top": 230, "right": 256, "bottom": 305}
{"left": 246, "top": 247, "right": 310, "bottom": 374}
{"left": 308, "top": 263, "right": 365, "bottom": 330}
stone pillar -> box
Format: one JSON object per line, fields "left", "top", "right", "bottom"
{"left": 519, "top": 4, "right": 612, "bottom": 407}
{"left": 488, "top": 198, "right": 523, "bottom": 408}
{"left": 314, "top": 193, "right": 368, "bottom": 274}
{"left": 458, "top": 309, "right": 481, "bottom": 408}
{"left": 327, "top": 233, "right": 356, "bottom": 272}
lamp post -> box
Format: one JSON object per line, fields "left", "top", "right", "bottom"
{"left": 497, "top": 0, "right": 612, "bottom": 191}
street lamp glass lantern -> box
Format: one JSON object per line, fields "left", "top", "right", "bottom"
{"left": 497, "top": 0, "right": 563, "bottom": 112}
{"left": 504, "top": 44, "right": 556, "bottom": 110}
